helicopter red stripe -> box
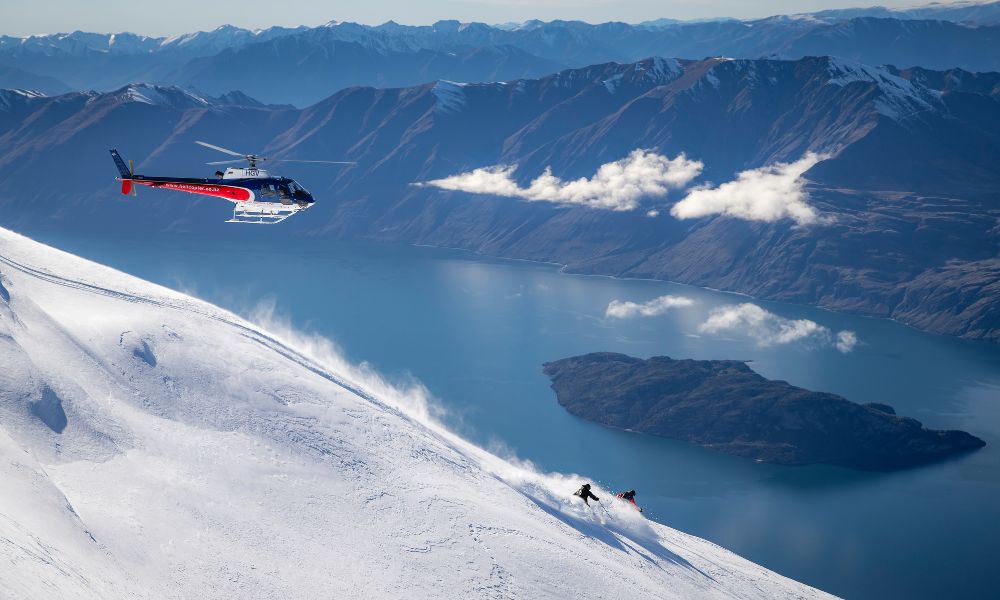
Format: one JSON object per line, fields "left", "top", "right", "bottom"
{"left": 135, "top": 180, "right": 253, "bottom": 202}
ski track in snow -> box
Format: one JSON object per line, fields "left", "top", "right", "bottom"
{"left": 0, "top": 228, "right": 835, "bottom": 599}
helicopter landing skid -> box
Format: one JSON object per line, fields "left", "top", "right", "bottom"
{"left": 227, "top": 202, "right": 305, "bottom": 225}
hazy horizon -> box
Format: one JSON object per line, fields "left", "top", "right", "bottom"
{"left": 0, "top": 0, "right": 982, "bottom": 38}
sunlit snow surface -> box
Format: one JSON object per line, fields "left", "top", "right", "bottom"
{"left": 0, "top": 227, "right": 833, "bottom": 599}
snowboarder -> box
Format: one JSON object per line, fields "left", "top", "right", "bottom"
{"left": 574, "top": 483, "right": 600, "bottom": 506}
{"left": 616, "top": 489, "right": 642, "bottom": 512}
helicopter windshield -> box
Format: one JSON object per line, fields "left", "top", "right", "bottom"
{"left": 289, "top": 181, "right": 310, "bottom": 196}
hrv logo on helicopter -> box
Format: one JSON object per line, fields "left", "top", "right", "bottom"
{"left": 110, "top": 141, "right": 354, "bottom": 224}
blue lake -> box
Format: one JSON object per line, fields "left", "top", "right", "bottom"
{"left": 32, "top": 229, "right": 1000, "bottom": 599}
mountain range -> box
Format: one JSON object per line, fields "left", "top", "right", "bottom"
{"left": 807, "top": 0, "right": 1000, "bottom": 22}
{"left": 3, "top": 2, "right": 1000, "bottom": 104}
{"left": 0, "top": 54, "right": 997, "bottom": 342}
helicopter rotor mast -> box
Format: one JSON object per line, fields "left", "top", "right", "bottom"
{"left": 195, "top": 140, "right": 268, "bottom": 169}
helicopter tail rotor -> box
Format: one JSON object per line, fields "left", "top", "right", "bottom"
{"left": 128, "top": 160, "right": 137, "bottom": 196}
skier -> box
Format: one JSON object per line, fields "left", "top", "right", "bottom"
{"left": 616, "top": 489, "right": 642, "bottom": 512}
{"left": 574, "top": 483, "right": 600, "bottom": 506}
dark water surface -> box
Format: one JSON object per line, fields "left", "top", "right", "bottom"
{"left": 32, "top": 230, "right": 1000, "bottom": 599}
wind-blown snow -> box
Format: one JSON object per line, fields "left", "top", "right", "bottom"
{"left": 0, "top": 228, "right": 835, "bottom": 599}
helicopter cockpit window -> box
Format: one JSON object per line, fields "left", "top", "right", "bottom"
{"left": 290, "top": 181, "right": 310, "bottom": 196}
{"left": 277, "top": 184, "right": 292, "bottom": 199}
{"left": 259, "top": 184, "right": 275, "bottom": 197}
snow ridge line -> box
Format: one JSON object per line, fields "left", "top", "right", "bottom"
{"left": 0, "top": 252, "right": 402, "bottom": 420}
{"left": 0, "top": 247, "right": 489, "bottom": 491}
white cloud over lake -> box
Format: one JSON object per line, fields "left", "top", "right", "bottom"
{"left": 698, "top": 303, "right": 858, "bottom": 352}
{"left": 835, "top": 330, "right": 859, "bottom": 353}
{"left": 671, "top": 152, "right": 826, "bottom": 225}
{"left": 606, "top": 295, "right": 696, "bottom": 318}
{"left": 420, "top": 150, "right": 704, "bottom": 211}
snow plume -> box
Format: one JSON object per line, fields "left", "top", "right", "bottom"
{"left": 698, "top": 303, "right": 858, "bottom": 352}
{"left": 606, "top": 295, "right": 695, "bottom": 319}
{"left": 670, "top": 153, "right": 827, "bottom": 225}
{"left": 480, "top": 453, "right": 660, "bottom": 544}
{"left": 247, "top": 301, "right": 658, "bottom": 541}
{"left": 420, "top": 150, "right": 704, "bottom": 211}
{"left": 249, "top": 300, "right": 440, "bottom": 424}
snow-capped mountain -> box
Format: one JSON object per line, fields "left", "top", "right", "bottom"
{"left": 158, "top": 24, "right": 308, "bottom": 54}
{"left": 0, "top": 31, "right": 161, "bottom": 56}
{"left": 3, "top": 9, "right": 1000, "bottom": 105}
{"left": 0, "top": 25, "right": 303, "bottom": 57}
{"left": 807, "top": 0, "right": 1000, "bottom": 23}
{"left": 0, "top": 56, "right": 997, "bottom": 343}
{"left": 164, "top": 15, "right": 1000, "bottom": 105}
{"left": 0, "top": 226, "right": 834, "bottom": 598}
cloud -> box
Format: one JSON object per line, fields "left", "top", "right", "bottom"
{"left": 606, "top": 295, "right": 695, "bottom": 319}
{"left": 670, "top": 152, "right": 827, "bottom": 225}
{"left": 835, "top": 330, "right": 859, "bottom": 353}
{"left": 697, "top": 303, "right": 858, "bottom": 352}
{"left": 420, "top": 150, "right": 704, "bottom": 211}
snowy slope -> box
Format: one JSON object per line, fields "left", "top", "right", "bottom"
{"left": 0, "top": 227, "right": 834, "bottom": 600}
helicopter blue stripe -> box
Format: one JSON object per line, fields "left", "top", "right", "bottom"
{"left": 109, "top": 149, "right": 132, "bottom": 178}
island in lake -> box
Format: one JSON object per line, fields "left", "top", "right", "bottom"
{"left": 543, "top": 353, "right": 985, "bottom": 470}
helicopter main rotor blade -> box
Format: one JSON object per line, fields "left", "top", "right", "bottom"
{"left": 269, "top": 159, "right": 357, "bottom": 164}
{"left": 195, "top": 140, "right": 246, "bottom": 157}
{"left": 206, "top": 159, "right": 246, "bottom": 165}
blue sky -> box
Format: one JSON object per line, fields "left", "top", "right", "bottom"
{"left": 0, "top": 0, "right": 971, "bottom": 37}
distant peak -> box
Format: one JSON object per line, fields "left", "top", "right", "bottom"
{"left": 112, "top": 83, "right": 209, "bottom": 108}
{"left": 819, "top": 57, "right": 944, "bottom": 119}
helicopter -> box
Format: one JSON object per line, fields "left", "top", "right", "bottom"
{"left": 110, "top": 141, "right": 353, "bottom": 224}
